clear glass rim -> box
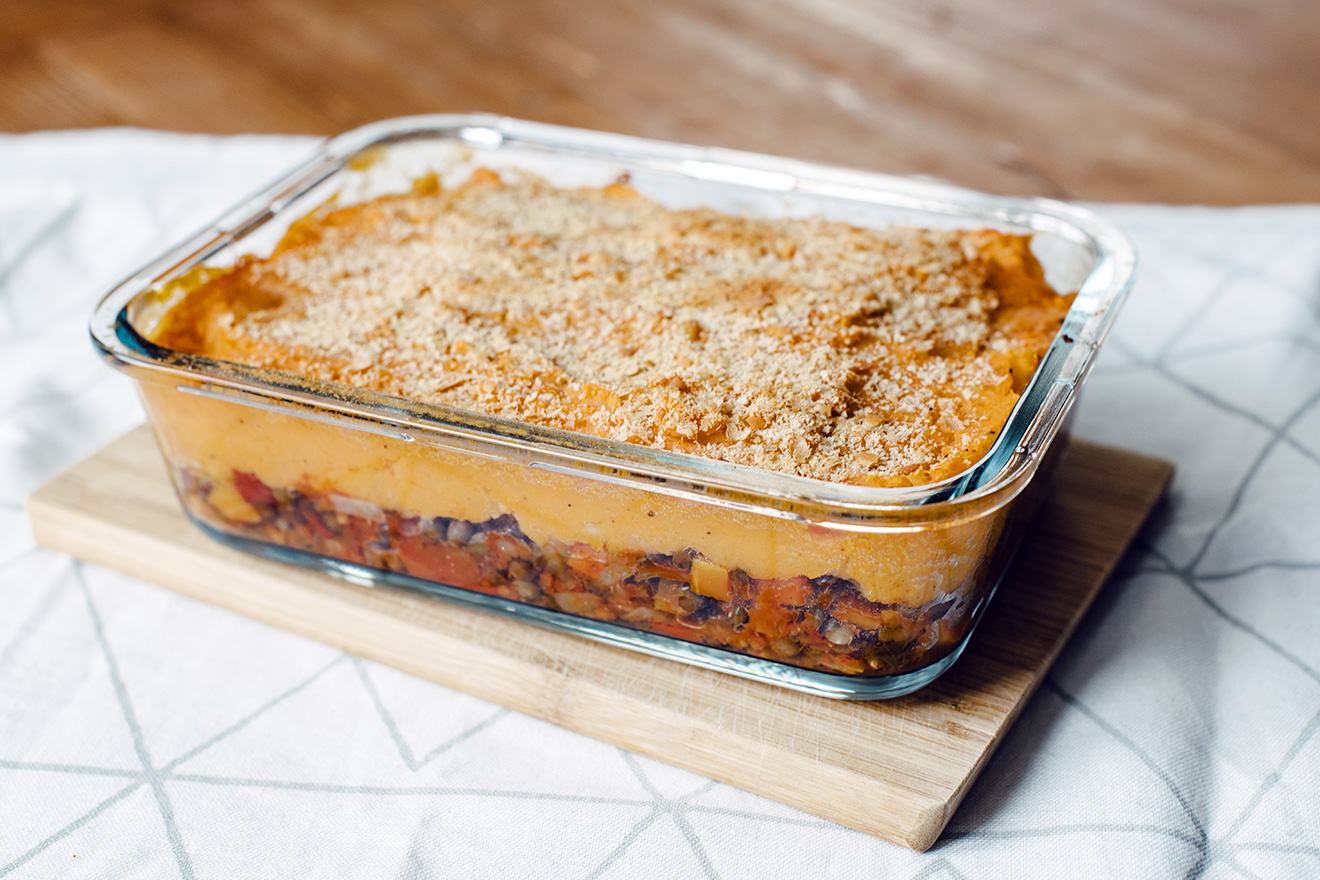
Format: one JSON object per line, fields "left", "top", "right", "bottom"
{"left": 90, "top": 113, "right": 1137, "bottom": 526}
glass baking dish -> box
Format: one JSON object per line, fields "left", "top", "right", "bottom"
{"left": 90, "top": 114, "right": 1135, "bottom": 699}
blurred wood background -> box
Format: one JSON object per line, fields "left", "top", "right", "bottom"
{"left": 3, "top": 0, "right": 1318, "bottom": 203}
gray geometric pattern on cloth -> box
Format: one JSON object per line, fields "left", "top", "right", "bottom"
{"left": 1, "top": 131, "right": 1317, "bottom": 879}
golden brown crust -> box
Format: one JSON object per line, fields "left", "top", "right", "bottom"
{"left": 153, "top": 171, "right": 1073, "bottom": 486}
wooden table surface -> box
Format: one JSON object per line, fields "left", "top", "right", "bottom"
{"left": 4, "top": 0, "right": 1318, "bottom": 204}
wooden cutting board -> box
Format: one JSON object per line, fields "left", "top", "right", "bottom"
{"left": 27, "top": 425, "right": 1171, "bottom": 850}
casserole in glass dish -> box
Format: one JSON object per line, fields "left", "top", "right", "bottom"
{"left": 90, "top": 115, "right": 1135, "bottom": 698}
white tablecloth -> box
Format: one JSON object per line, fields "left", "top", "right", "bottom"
{"left": 1, "top": 130, "right": 1317, "bottom": 879}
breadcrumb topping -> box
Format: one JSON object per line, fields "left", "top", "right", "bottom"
{"left": 154, "top": 171, "right": 1073, "bottom": 486}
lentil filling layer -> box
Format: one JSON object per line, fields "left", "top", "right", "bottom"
{"left": 186, "top": 466, "right": 976, "bottom": 677}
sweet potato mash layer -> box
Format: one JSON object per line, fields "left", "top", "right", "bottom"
{"left": 152, "top": 171, "right": 1073, "bottom": 487}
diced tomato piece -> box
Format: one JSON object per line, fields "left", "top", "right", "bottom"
{"left": 296, "top": 499, "right": 337, "bottom": 540}
{"left": 231, "top": 470, "right": 276, "bottom": 508}
{"left": 397, "top": 537, "right": 484, "bottom": 588}
{"left": 759, "top": 576, "right": 814, "bottom": 608}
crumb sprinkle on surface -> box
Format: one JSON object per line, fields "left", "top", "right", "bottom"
{"left": 155, "top": 171, "right": 1073, "bottom": 487}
